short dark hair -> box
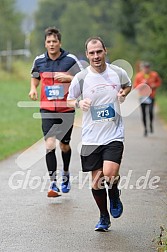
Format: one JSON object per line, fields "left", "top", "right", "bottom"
{"left": 44, "top": 27, "right": 61, "bottom": 41}
{"left": 143, "top": 61, "right": 150, "bottom": 67}
{"left": 85, "top": 37, "right": 106, "bottom": 51}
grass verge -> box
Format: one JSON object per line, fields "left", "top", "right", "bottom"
{"left": 0, "top": 61, "right": 41, "bottom": 161}
{"left": 156, "top": 92, "right": 167, "bottom": 125}
{"left": 153, "top": 226, "right": 167, "bottom": 252}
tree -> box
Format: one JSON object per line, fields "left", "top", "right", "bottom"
{"left": 33, "top": 0, "right": 118, "bottom": 55}
{"left": 135, "top": 0, "right": 167, "bottom": 88}
{"left": 33, "top": 0, "right": 68, "bottom": 54}
{"left": 32, "top": 0, "right": 167, "bottom": 89}
{"left": 0, "top": 0, "right": 24, "bottom": 51}
{"left": 59, "top": 1, "right": 97, "bottom": 55}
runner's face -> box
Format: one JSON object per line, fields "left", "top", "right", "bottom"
{"left": 143, "top": 66, "right": 150, "bottom": 74}
{"left": 45, "top": 34, "right": 61, "bottom": 57}
{"left": 86, "top": 41, "right": 107, "bottom": 70}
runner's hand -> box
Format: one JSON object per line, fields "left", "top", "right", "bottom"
{"left": 79, "top": 98, "right": 92, "bottom": 111}
{"left": 117, "top": 88, "right": 126, "bottom": 103}
{"left": 54, "top": 73, "right": 72, "bottom": 83}
{"left": 29, "top": 88, "right": 38, "bottom": 100}
{"left": 150, "top": 83, "right": 156, "bottom": 89}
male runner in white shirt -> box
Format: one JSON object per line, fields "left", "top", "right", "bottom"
{"left": 67, "top": 37, "right": 131, "bottom": 231}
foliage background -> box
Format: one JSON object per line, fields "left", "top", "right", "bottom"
{"left": 0, "top": 0, "right": 167, "bottom": 87}
{"left": 32, "top": 0, "right": 167, "bottom": 87}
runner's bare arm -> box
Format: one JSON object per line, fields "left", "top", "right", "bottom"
{"left": 117, "top": 86, "right": 132, "bottom": 103}
{"left": 54, "top": 73, "right": 74, "bottom": 83}
{"left": 68, "top": 98, "right": 92, "bottom": 111}
{"left": 122, "top": 86, "right": 132, "bottom": 96}
{"left": 67, "top": 99, "right": 77, "bottom": 108}
{"left": 29, "top": 78, "right": 40, "bottom": 100}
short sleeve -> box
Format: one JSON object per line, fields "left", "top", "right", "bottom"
{"left": 66, "top": 54, "right": 84, "bottom": 76}
{"left": 120, "top": 69, "right": 132, "bottom": 88}
{"left": 31, "top": 59, "right": 40, "bottom": 79}
{"left": 67, "top": 75, "right": 82, "bottom": 100}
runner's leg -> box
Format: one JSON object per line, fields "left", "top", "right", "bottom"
{"left": 59, "top": 125, "right": 73, "bottom": 193}
{"left": 91, "top": 169, "right": 109, "bottom": 216}
{"left": 103, "top": 161, "right": 123, "bottom": 218}
{"left": 45, "top": 137, "right": 57, "bottom": 181}
{"left": 141, "top": 103, "right": 147, "bottom": 136}
{"left": 60, "top": 143, "right": 71, "bottom": 172}
{"left": 149, "top": 98, "right": 155, "bottom": 133}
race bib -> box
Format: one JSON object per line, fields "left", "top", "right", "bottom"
{"left": 45, "top": 85, "right": 64, "bottom": 100}
{"left": 90, "top": 103, "right": 115, "bottom": 122}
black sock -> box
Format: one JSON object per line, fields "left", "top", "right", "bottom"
{"left": 108, "top": 183, "right": 119, "bottom": 199}
{"left": 91, "top": 188, "right": 109, "bottom": 216}
{"left": 62, "top": 149, "right": 71, "bottom": 172}
{"left": 107, "top": 177, "right": 120, "bottom": 199}
{"left": 46, "top": 149, "right": 57, "bottom": 181}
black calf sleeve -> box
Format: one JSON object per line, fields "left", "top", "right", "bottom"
{"left": 91, "top": 188, "right": 109, "bottom": 216}
{"left": 46, "top": 149, "right": 57, "bottom": 181}
{"left": 62, "top": 149, "right": 71, "bottom": 172}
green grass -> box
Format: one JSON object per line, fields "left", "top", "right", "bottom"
{"left": 153, "top": 226, "right": 167, "bottom": 252}
{"left": 0, "top": 61, "right": 41, "bottom": 160}
{"left": 156, "top": 92, "right": 167, "bottom": 124}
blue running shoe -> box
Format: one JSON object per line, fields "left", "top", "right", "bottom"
{"left": 110, "top": 188, "right": 123, "bottom": 218}
{"left": 95, "top": 214, "right": 111, "bottom": 232}
{"left": 47, "top": 181, "right": 61, "bottom": 198}
{"left": 61, "top": 173, "right": 70, "bottom": 193}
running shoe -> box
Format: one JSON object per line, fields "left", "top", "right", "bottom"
{"left": 47, "top": 181, "right": 61, "bottom": 197}
{"left": 95, "top": 214, "right": 111, "bottom": 232}
{"left": 61, "top": 173, "right": 71, "bottom": 193}
{"left": 109, "top": 188, "right": 123, "bottom": 218}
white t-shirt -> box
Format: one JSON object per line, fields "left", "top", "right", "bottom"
{"left": 67, "top": 63, "right": 131, "bottom": 145}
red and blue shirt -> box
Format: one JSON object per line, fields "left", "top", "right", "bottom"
{"left": 31, "top": 48, "right": 83, "bottom": 112}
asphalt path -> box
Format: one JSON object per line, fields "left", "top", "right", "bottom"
{"left": 0, "top": 96, "right": 167, "bottom": 252}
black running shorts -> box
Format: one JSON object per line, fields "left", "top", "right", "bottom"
{"left": 81, "top": 141, "right": 124, "bottom": 172}
{"left": 40, "top": 109, "right": 75, "bottom": 144}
